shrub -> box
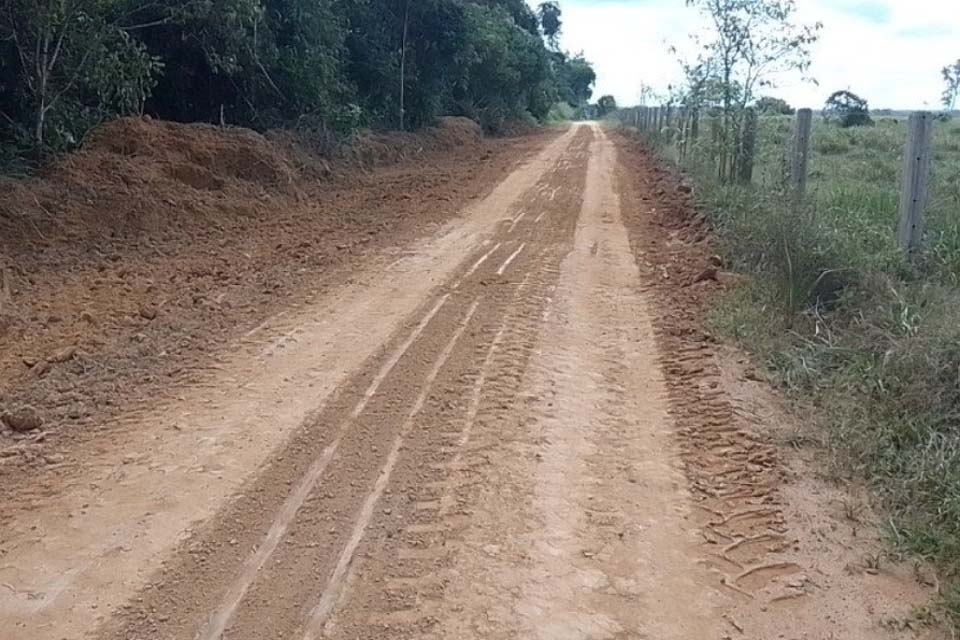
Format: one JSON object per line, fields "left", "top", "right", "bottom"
{"left": 825, "top": 90, "right": 874, "bottom": 128}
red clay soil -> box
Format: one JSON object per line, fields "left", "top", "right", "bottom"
{"left": 0, "top": 116, "right": 554, "bottom": 507}
{"left": 610, "top": 129, "right": 786, "bottom": 558}
{"left": 612, "top": 129, "right": 949, "bottom": 637}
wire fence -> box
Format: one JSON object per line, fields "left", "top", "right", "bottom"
{"left": 615, "top": 106, "right": 960, "bottom": 279}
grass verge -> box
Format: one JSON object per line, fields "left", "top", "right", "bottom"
{"left": 637, "top": 115, "right": 960, "bottom": 625}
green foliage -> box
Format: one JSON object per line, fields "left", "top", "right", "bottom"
{"left": 943, "top": 59, "right": 960, "bottom": 111}
{"left": 545, "top": 101, "right": 574, "bottom": 123}
{"left": 596, "top": 94, "right": 617, "bottom": 117}
{"left": 554, "top": 52, "right": 595, "bottom": 107}
{"left": 754, "top": 95, "right": 794, "bottom": 115}
{"left": 455, "top": 3, "right": 555, "bottom": 132}
{"left": 0, "top": 0, "right": 597, "bottom": 163}
{"left": 825, "top": 90, "right": 873, "bottom": 128}
{"left": 0, "top": 0, "right": 162, "bottom": 155}
{"left": 536, "top": 1, "right": 562, "bottom": 49}
{"left": 676, "top": 0, "right": 820, "bottom": 183}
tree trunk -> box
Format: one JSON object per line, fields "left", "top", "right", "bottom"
{"left": 34, "top": 102, "right": 46, "bottom": 162}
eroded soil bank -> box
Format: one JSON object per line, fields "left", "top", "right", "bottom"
{"left": 0, "top": 117, "right": 552, "bottom": 503}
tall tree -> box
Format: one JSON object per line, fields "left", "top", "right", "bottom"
{"left": 0, "top": 0, "right": 160, "bottom": 155}
{"left": 558, "top": 53, "right": 596, "bottom": 108}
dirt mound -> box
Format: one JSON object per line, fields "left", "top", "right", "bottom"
{"left": 0, "top": 117, "right": 308, "bottom": 253}
{"left": 0, "top": 112, "right": 549, "bottom": 505}
{"left": 434, "top": 116, "right": 484, "bottom": 144}
{"left": 81, "top": 117, "right": 298, "bottom": 187}
{"left": 350, "top": 116, "right": 484, "bottom": 167}
{"left": 0, "top": 116, "right": 489, "bottom": 254}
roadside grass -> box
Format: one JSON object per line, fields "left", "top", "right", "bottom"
{"left": 670, "top": 115, "right": 960, "bottom": 625}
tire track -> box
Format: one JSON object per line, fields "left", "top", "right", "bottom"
{"left": 198, "top": 294, "right": 450, "bottom": 640}
{"left": 610, "top": 132, "right": 791, "bottom": 604}
{"left": 99, "top": 126, "right": 593, "bottom": 640}
{"left": 301, "top": 298, "right": 481, "bottom": 640}
{"left": 316, "top": 129, "right": 592, "bottom": 640}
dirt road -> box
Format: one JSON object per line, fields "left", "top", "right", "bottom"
{"left": 1, "top": 123, "right": 946, "bottom": 639}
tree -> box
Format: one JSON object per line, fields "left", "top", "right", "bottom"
{"left": 556, "top": 53, "right": 595, "bottom": 108}
{"left": 824, "top": 90, "right": 872, "bottom": 127}
{"left": 681, "top": 0, "right": 821, "bottom": 181}
{"left": 754, "top": 95, "right": 794, "bottom": 115}
{"left": 596, "top": 94, "right": 617, "bottom": 117}
{"left": 0, "top": 0, "right": 578, "bottom": 167}
{"left": 537, "top": 2, "right": 561, "bottom": 49}
{"left": 453, "top": 3, "right": 554, "bottom": 132}
{"left": 943, "top": 59, "right": 960, "bottom": 111}
{"left": 0, "top": 0, "right": 161, "bottom": 156}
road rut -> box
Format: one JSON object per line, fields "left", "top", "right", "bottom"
{"left": 3, "top": 123, "right": 946, "bottom": 640}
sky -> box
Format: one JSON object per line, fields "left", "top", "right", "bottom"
{"left": 531, "top": 0, "right": 960, "bottom": 110}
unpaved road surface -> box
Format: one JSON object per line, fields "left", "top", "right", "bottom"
{"left": 1, "top": 124, "right": 946, "bottom": 639}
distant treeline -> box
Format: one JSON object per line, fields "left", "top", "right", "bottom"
{"left": 0, "top": 0, "right": 596, "bottom": 160}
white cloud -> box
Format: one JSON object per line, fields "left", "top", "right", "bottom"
{"left": 537, "top": 0, "right": 960, "bottom": 109}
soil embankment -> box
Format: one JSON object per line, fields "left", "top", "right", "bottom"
{"left": 0, "top": 116, "right": 552, "bottom": 507}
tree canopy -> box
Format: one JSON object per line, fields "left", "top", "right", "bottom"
{"left": 675, "top": 0, "right": 820, "bottom": 182}
{"left": 754, "top": 96, "right": 794, "bottom": 115}
{"left": 596, "top": 95, "right": 617, "bottom": 117}
{"left": 0, "top": 0, "right": 596, "bottom": 160}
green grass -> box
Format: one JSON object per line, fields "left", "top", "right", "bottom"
{"left": 653, "top": 114, "right": 960, "bottom": 627}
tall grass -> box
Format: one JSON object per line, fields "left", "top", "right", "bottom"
{"left": 661, "top": 114, "right": 960, "bottom": 623}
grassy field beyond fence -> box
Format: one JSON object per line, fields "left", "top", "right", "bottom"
{"left": 621, "top": 111, "right": 960, "bottom": 624}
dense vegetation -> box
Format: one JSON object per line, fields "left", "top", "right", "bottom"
{"left": 0, "top": 0, "right": 595, "bottom": 163}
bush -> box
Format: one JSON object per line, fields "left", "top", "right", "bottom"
{"left": 825, "top": 90, "right": 874, "bottom": 128}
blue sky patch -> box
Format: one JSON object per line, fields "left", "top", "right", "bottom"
{"left": 836, "top": 1, "right": 891, "bottom": 23}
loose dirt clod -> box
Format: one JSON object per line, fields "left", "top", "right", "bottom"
{"left": 2, "top": 405, "right": 44, "bottom": 432}
{"left": 47, "top": 345, "right": 77, "bottom": 363}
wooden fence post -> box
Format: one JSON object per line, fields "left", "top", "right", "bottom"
{"left": 790, "top": 108, "right": 813, "bottom": 199}
{"left": 896, "top": 111, "right": 933, "bottom": 252}
{"left": 737, "top": 108, "right": 758, "bottom": 184}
